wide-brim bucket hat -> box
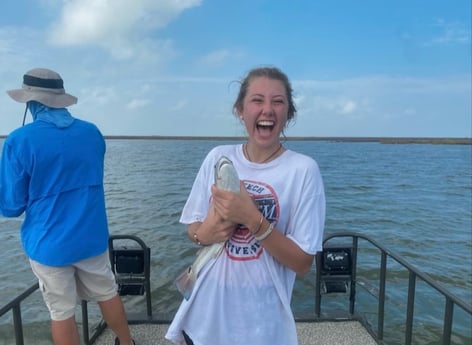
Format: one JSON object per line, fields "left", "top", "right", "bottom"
{"left": 7, "top": 68, "right": 77, "bottom": 108}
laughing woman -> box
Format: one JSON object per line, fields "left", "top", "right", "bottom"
{"left": 166, "top": 66, "right": 326, "bottom": 345}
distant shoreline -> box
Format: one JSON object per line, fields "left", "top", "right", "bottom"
{"left": 0, "top": 135, "right": 471, "bottom": 145}
{"left": 104, "top": 136, "right": 472, "bottom": 145}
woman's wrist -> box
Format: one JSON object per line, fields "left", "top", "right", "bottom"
{"left": 189, "top": 224, "right": 205, "bottom": 246}
{"left": 249, "top": 213, "right": 264, "bottom": 235}
{"left": 192, "top": 230, "right": 203, "bottom": 245}
{"left": 254, "top": 221, "right": 275, "bottom": 242}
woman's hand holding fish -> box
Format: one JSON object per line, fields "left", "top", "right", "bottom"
{"left": 211, "top": 182, "right": 261, "bottom": 232}
{"left": 187, "top": 204, "right": 237, "bottom": 245}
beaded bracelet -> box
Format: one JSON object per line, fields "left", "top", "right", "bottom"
{"left": 252, "top": 214, "right": 264, "bottom": 236}
{"left": 255, "top": 222, "right": 275, "bottom": 242}
{"left": 193, "top": 232, "right": 202, "bottom": 245}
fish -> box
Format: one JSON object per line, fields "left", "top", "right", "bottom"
{"left": 174, "top": 156, "right": 240, "bottom": 300}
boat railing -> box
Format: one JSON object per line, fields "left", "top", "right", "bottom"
{"left": 0, "top": 281, "right": 109, "bottom": 345}
{"left": 1, "top": 231, "right": 471, "bottom": 345}
{"left": 0, "top": 234, "right": 152, "bottom": 345}
{"left": 315, "top": 231, "right": 472, "bottom": 345}
{"left": 0, "top": 282, "right": 39, "bottom": 345}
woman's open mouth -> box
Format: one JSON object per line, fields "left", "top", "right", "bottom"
{"left": 256, "top": 120, "right": 275, "bottom": 131}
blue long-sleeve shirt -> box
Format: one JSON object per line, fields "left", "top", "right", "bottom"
{"left": 0, "top": 107, "right": 109, "bottom": 266}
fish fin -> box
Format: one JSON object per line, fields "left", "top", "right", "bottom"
{"left": 174, "top": 243, "right": 224, "bottom": 300}
{"left": 214, "top": 242, "right": 225, "bottom": 258}
{"left": 174, "top": 266, "right": 196, "bottom": 300}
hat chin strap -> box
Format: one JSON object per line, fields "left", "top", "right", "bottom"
{"left": 22, "top": 104, "right": 28, "bottom": 126}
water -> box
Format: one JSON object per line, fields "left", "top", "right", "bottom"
{"left": 0, "top": 139, "right": 471, "bottom": 344}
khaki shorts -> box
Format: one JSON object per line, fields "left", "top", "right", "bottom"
{"left": 30, "top": 251, "right": 118, "bottom": 321}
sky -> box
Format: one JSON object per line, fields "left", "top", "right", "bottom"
{"left": 0, "top": 0, "right": 470, "bottom": 137}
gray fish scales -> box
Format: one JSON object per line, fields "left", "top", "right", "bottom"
{"left": 174, "top": 156, "right": 240, "bottom": 300}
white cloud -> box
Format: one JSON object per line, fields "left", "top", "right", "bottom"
{"left": 340, "top": 100, "right": 357, "bottom": 114}
{"left": 199, "top": 49, "right": 231, "bottom": 65}
{"left": 169, "top": 99, "right": 188, "bottom": 111}
{"left": 290, "top": 75, "right": 471, "bottom": 137}
{"left": 127, "top": 98, "right": 151, "bottom": 110}
{"left": 47, "top": 0, "right": 201, "bottom": 59}
{"left": 80, "top": 85, "right": 118, "bottom": 107}
{"left": 427, "top": 18, "right": 471, "bottom": 46}
{"left": 198, "top": 49, "right": 244, "bottom": 66}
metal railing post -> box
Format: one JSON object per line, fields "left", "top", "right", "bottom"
{"left": 442, "top": 298, "right": 454, "bottom": 345}
{"left": 377, "top": 251, "right": 387, "bottom": 341}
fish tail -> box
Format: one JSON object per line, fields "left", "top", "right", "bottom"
{"left": 174, "top": 266, "right": 196, "bottom": 300}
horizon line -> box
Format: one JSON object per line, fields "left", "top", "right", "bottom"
{"left": 0, "top": 135, "right": 471, "bottom": 144}
{"left": 103, "top": 136, "right": 472, "bottom": 145}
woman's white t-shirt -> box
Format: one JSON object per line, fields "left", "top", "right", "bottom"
{"left": 166, "top": 144, "right": 325, "bottom": 345}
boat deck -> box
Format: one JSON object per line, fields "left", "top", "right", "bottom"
{"left": 92, "top": 320, "right": 378, "bottom": 345}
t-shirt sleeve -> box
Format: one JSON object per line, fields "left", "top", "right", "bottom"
{"left": 286, "top": 160, "right": 326, "bottom": 255}
{"left": 179, "top": 150, "right": 216, "bottom": 224}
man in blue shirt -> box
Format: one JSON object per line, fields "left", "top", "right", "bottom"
{"left": 0, "top": 68, "right": 136, "bottom": 345}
